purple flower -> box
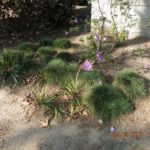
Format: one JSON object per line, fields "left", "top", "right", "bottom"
{"left": 96, "top": 51, "right": 104, "bottom": 61}
{"left": 82, "top": 60, "right": 93, "bottom": 71}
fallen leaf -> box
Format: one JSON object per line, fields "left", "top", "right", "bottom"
{"left": 39, "top": 119, "right": 49, "bottom": 128}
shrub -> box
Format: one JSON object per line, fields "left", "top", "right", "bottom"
{"left": 18, "top": 42, "right": 39, "bottom": 52}
{"left": 43, "top": 59, "right": 67, "bottom": 85}
{"left": 113, "top": 69, "right": 147, "bottom": 100}
{"left": 37, "top": 47, "right": 57, "bottom": 63}
{"left": 84, "top": 84, "right": 132, "bottom": 121}
{"left": 0, "top": 50, "right": 23, "bottom": 83}
{"left": 52, "top": 38, "right": 71, "bottom": 49}
{"left": 56, "top": 52, "right": 73, "bottom": 62}
{"left": 39, "top": 38, "right": 53, "bottom": 47}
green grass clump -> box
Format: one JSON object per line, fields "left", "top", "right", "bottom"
{"left": 113, "top": 69, "right": 147, "bottom": 100}
{"left": 56, "top": 52, "right": 73, "bottom": 62}
{"left": 18, "top": 42, "right": 39, "bottom": 52}
{"left": 0, "top": 50, "right": 23, "bottom": 83}
{"left": 52, "top": 38, "right": 71, "bottom": 49}
{"left": 84, "top": 84, "right": 132, "bottom": 121}
{"left": 80, "top": 69, "right": 105, "bottom": 85}
{"left": 33, "top": 87, "right": 66, "bottom": 118}
{"left": 43, "top": 60, "right": 80, "bottom": 86}
{"left": 37, "top": 47, "right": 57, "bottom": 63}
{"left": 43, "top": 59, "right": 68, "bottom": 85}
{"left": 67, "top": 63, "right": 78, "bottom": 74}
{"left": 22, "top": 52, "right": 38, "bottom": 71}
{"left": 80, "top": 51, "right": 91, "bottom": 61}
{"left": 39, "top": 37, "right": 53, "bottom": 47}
{"left": 39, "top": 38, "right": 71, "bottom": 49}
{"left": 0, "top": 49, "right": 24, "bottom": 65}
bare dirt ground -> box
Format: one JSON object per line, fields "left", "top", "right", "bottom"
{"left": 0, "top": 35, "right": 150, "bottom": 150}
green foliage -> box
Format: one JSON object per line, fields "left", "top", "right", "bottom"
{"left": 39, "top": 38, "right": 53, "bottom": 47}
{"left": 52, "top": 38, "right": 71, "bottom": 49}
{"left": 2, "top": 50, "right": 24, "bottom": 64}
{"left": 135, "top": 48, "right": 144, "bottom": 56}
{"left": 67, "top": 63, "right": 78, "bottom": 76}
{"left": 0, "top": 50, "right": 23, "bottom": 83}
{"left": 79, "top": 36, "right": 98, "bottom": 61}
{"left": 63, "top": 75, "right": 84, "bottom": 114}
{"left": 80, "top": 69, "right": 105, "bottom": 85}
{"left": 18, "top": 42, "right": 39, "bottom": 52}
{"left": 22, "top": 52, "right": 38, "bottom": 71}
{"left": 69, "top": 26, "right": 80, "bottom": 33}
{"left": 89, "top": 39, "right": 97, "bottom": 52}
{"left": 43, "top": 59, "right": 67, "bottom": 85}
{"left": 116, "top": 30, "right": 127, "bottom": 46}
{"left": 0, "top": 49, "right": 40, "bottom": 83}
{"left": 84, "top": 84, "right": 132, "bottom": 121}
{"left": 39, "top": 38, "right": 71, "bottom": 49}
{"left": 33, "top": 87, "right": 66, "bottom": 118}
{"left": 37, "top": 47, "right": 57, "bottom": 63}
{"left": 80, "top": 51, "right": 93, "bottom": 61}
{"left": 113, "top": 69, "right": 147, "bottom": 100}
{"left": 56, "top": 52, "right": 73, "bottom": 62}
{"left": 43, "top": 60, "right": 81, "bottom": 86}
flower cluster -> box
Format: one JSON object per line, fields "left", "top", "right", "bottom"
{"left": 82, "top": 33, "right": 105, "bottom": 72}
{"left": 94, "top": 32, "right": 104, "bottom": 62}
{"left": 96, "top": 51, "right": 104, "bottom": 62}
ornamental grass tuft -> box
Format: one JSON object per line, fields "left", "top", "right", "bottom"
{"left": 84, "top": 84, "right": 132, "bottom": 121}
{"left": 18, "top": 42, "right": 39, "bottom": 52}
{"left": 43, "top": 59, "right": 67, "bottom": 85}
{"left": 0, "top": 50, "right": 23, "bottom": 83}
{"left": 39, "top": 37, "right": 53, "bottom": 47}
{"left": 22, "top": 52, "right": 38, "bottom": 71}
{"left": 37, "top": 47, "right": 57, "bottom": 63}
{"left": 80, "top": 69, "right": 105, "bottom": 85}
{"left": 56, "top": 52, "right": 73, "bottom": 62}
{"left": 52, "top": 38, "right": 71, "bottom": 49}
{"left": 43, "top": 60, "right": 80, "bottom": 86}
{"left": 113, "top": 68, "right": 147, "bottom": 100}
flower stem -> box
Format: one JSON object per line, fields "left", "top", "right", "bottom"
{"left": 75, "top": 66, "right": 81, "bottom": 85}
